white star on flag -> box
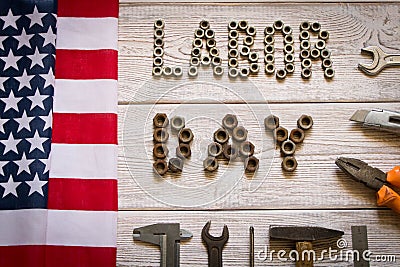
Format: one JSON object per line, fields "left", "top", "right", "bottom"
{"left": 16, "top": 69, "right": 34, "bottom": 91}
{"left": 0, "top": 76, "right": 7, "bottom": 92}
{"left": 39, "top": 112, "right": 52, "bottom": 131}
{"left": 15, "top": 152, "right": 34, "bottom": 175}
{"left": 42, "top": 26, "right": 56, "bottom": 47}
{"left": 26, "top": 130, "right": 47, "bottom": 153}
{"left": 1, "top": 9, "right": 20, "bottom": 30}
{"left": 29, "top": 88, "right": 48, "bottom": 110}
{"left": 2, "top": 132, "right": 21, "bottom": 154}
{"left": 39, "top": 155, "right": 50, "bottom": 174}
{"left": 0, "top": 117, "right": 8, "bottom": 133}
{"left": 14, "top": 110, "right": 34, "bottom": 132}
{"left": 15, "top": 28, "right": 33, "bottom": 49}
{"left": 26, "top": 173, "right": 47, "bottom": 196}
{"left": 0, "top": 174, "right": 21, "bottom": 198}
{"left": 1, "top": 90, "right": 23, "bottom": 112}
{"left": 0, "top": 49, "right": 22, "bottom": 71}
{"left": 0, "top": 160, "right": 7, "bottom": 176}
{"left": 27, "top": 47, "right": 46, "bottom": 68}
{"left": 26, "top": 6, "right": 46, "bottom": 28}
{"left": 40, "top": 68, "right": 54, "bottom": 89}
{"left": 0, "top": 35, "right": 7, "bottom": 45}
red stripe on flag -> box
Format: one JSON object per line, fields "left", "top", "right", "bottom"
{"left": 48, "top": 178, "right": 118, "bottom": 211}
{"left": 52, "top": 113, "right": 118, "bottom": 144}
{"left": 55, "top": 49, "right": 118, "bottom": 80}
{"left": 58, "top": 0, "right": 118, "bottom": 18}
{"left": 0, "top": 245, "right": 116, "bottom": 267}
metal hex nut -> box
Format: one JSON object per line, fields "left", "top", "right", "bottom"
{"left": 190, "top": 57, "right": 200, "bottom": 66}
{"left": 264, "top": 26, "right": 275, "bottom": 35}
{"left": 213, "top": 66, "right": 224, "bottom": 76}
{"left": 265, "top": 63, "right": 275, "bottom": 75}
{"left": 274, "top": 126, "right": 288, "bottom": 143}
{"left": 300, "top": 50, "right": 310, "bottom": 60}
{"left": 239, "top": 141, "right": 255, "bottom": 158}
{"left": 284, "top": 53, "right": 294, "bottom": 63}
{"left": 232, "top": 126, "right": 248, "bottom": 142}
{"left": 264, "top": 35, "right": 274, "bottom": 45}
{"left": 265, "top": 54, "right": 275, "bottom": 63}
{"left": 193, "top": 38, "right": 203, "bottom": 48}
{"left": 243, "top": 36, "right": 254, "bottom": 46}
{"left": 153, "top": 113, "right": 169, "bottom": 128}
{"left": 228, "top": 39, "right": 238, "bottom": 49}
{"left": 191, "top": 47, "right": 201, "bottom": 57}
{"left": 229, "top": 49, "right": 238, "bottom": 58}
{"left": 154, "top": 19, "right": 165, "bottom": 29}
{"left": 178, "top": 128, "right": 194, "bottom": 143}
{"left": 154, "top": 38, "right": 164, "bottom": 47}
{"left": 170, "top": 116, "right": 185, "bottom": 132}
{"left": 310, "top": 48, "right": 320, "bottom": 59}
{"left": 205, "top": 29, "right": 215, "bottom": 39}
{"left": 264, "top": 115, "right": 279, "bottom": 131}
{"left": 282, "top": 156, "right": 298, "bottom": 172}
{"left": 300, "top": 40, "right": 311, "bottom": 50}
{"left": 212, "top": 56, "right": 222, "bottom": 66}
{"left": 228, "top": 30, "right": 239, "bottom": 39}
{"left": 246, "top": 26, "right": 257, "bottom": 36}
{"left": 319, "top": 30, "right": 329, "bottom": 40}
{"left": 153, "top": 159, "right": 168, "bottom": 175}
{"left": 154, "top": 29, "right": 164, "bottom": 38}
{"left": 162, "top": 66, "right": 173, "bottom": 76}
{"left": 322, "top": 58, "right": 333, "bottom": 69}
{"left": 154, "top": 47, "right": 164, "bottom": 57}
{"left": 281, "top": 139, "right": 296, "bottom": 156}
{"left": 153, "top": 143, "right": 169, "bottom": 159}
{"left": 276, "top": 69, "right": 287, "bottom": 79}
{"left": 152, "top": 67, "right": 162, "bottom": 77}
{"left": 206, "top": 39, "right": 216, "bottom": 49}
{"left": 273, "top": 20, "right": 284, "bottom": 31}
{"left": 297, "top": 115, "right": 313, "bottom": 131}
{"left": 316, "top": 40, "right": 326, "bottom": 50}
{"left": 228, "top": 68, "right": 239, "bottom": 78}
{"left": 176, "top": 143, "right": 191, "bottom": 158}
{"left": 214, "top": 128, "right": 230, "bottom": 144}
{"left": 320, "top": 49, "right": 331, "bottom": 59}
{"left": 188, "top": 66, "right": 198, "bottom": 77}
{"left": 153, "top": 128, "right": 169, "bottom": 143}
{"left": 311, "top": 21, "right": 321, "bottom": 32}
{"left": 238, "top": 20, "right": 248, "bottom": 30}
{"left": 201, "top": 55, "right": 211, "bottom": 66}
{"left": 169, "top": 157, "right": 183, "bottom": 173}
{"left": 300, "top": 21, "right": 310, "bottom": 31}
{"left": 284, "top": 44, "right": 295, "bottom": 54}
{"left": 301, "top": 58, "right": 312, "bottom": 69}
{"left": 249, "top": 52, "right": 259, "bottom": 62}
{"left": 208, "top": 142, "right": 223, "bottom": 158}
{"left": 250, "top": 63, "right": 260, "bottom": 73}
{"left": 200, "top": 20, "right": 210, "bottom": 30}
{"left": 228, "top": 58, "right": 239, "bottom": 68}
{"left": 195, "top": 28, "right": 204, "bottom": 38}
{"left": 284, "top": 35, "right": 294, "bottom": 45}
{"left": 324, "top": 67, "right": 335, "bottom": 79}
{"left": 299, "top": 30, "right": 310, "bottom": 40}
{"left": 222, "top": 114, "right": 238, "bottom": 130}
{"left": 282, "top": 25, "right": 292, "bottom": 35}
{"left": 223, "top": 144, "right": 239, "bottom": 161}
{"left": 173, "top": 66, "right": 183, "bottom": 77}
{"left": 285, "top": 63, "right": 295, "bottom": 74}
{"left": 153, "top": 57, "right": 163, "bottom": 67}
{"left": 301, "top": 68, "right": 312, "bottom": 79}
{"left": 289, "top": 128, "right": 305, "bottom": 144}
{"left": 228, "top": 21, "right": 238, "bottom": 31}
{"left": 203, "top": 156, "right": 219, "bottom": 172}
{"left": 244, "top": 156, "right": 259, "bottom": 172}
{"left": 240, "top": 46, "right": 250, "bottom": 57}
{"left": 240, "top": 67, "right": 250, "bottom": 78}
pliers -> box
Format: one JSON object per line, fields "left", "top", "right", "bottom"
{"left": 336, "top": 157, "right": 400, "bottom": 214}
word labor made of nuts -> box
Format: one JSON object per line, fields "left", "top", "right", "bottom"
{"left": 152, "top": 19, "right": 334, "bottom": 80}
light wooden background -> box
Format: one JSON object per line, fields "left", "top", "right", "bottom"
{"left": 117, "top": 1, "right": 400, "bottom": 266}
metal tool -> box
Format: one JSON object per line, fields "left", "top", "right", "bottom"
{"left": 335, "top": 157, "right": 400, "bottom": 214}
{"left": 133, "top": 223, "right": 192, "bottom": 267}
{"left": 358, "top": 46, "right": 400, "bottom": 75}
{"left": 269, "top": 225, "right": 344, "bottom": 267}
{"left": 351, "top": 226, "right": 370, "bottom": 267}
{"left": 201, "top": 221, "right": 229, "bottom": 267}
{"left": 250, "top": 226, "right": 254, "bottom": 267}
{"left": 350, "top": 108, "right": 400, "bottom": 134}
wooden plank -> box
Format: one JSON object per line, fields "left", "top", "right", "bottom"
{"left": 118, "top": 102, "right": 400, "bottom": 210}
{"left": 117, "top": 210, "right": 400, "bottom": 266}
{"left": 118, "top": 3, "right": 400, "bottom": 104}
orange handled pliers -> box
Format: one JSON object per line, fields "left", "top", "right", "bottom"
{"left": 336, "top": 157, "right": 400, "bottom": 214}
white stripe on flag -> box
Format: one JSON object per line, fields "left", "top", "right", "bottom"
{"left": 57, "top": 17, "right": 118, "bottom": 50}
{"left": 50, "top": 144, "right": 117, "bottom": 179}
{"left": 0, "top": 209, "right": 117, "bottom": 247}
{"left": 54, "top": 79, "right": 118, "bottom": 113}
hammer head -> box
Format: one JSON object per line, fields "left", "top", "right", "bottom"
{"left": 269, "top": 225, "right": 344, "bottom": 242}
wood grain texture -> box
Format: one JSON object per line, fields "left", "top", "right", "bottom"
{"left": 118, "top": 102, "right": 400, "bottom": 210}
{"left": 117, "top": 210, "right": 400, "bottom": 266}
{"left": 118, "top": 3, "right": 400, "bottom": 104}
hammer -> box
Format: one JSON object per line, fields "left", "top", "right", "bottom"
{"left": 269, "top": 225, "right": 344, "bottom": 267}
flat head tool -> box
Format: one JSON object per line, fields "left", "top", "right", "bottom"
{"left": 350, "top": 108, "right": 400, "bottom": 134}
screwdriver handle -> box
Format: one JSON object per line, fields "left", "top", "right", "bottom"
{"left": 387, "top": 166, "right": 400, "bottom": 188}
{"left": 376, "top": 185, "right": 400, "bottom": 214}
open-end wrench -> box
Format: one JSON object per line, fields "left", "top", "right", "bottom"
{"left": 201, "top": 221, "right": 229, "bottom": 267}
{"left": 133, "top": 223, "right": 192, "bottom": 267}
{"left": 358, "top": 46, "right": 400, "bottom": 75}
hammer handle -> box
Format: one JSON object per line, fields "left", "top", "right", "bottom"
{"left": 296, "top": 241, "right": 313, "bottom": 267}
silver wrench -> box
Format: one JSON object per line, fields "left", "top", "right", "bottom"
{"left": 358, "top": 46, "right": 400, "bottom": 75}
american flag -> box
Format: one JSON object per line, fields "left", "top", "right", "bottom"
{"left": 0, "top": 0, "right": 118, "bottom": 266}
